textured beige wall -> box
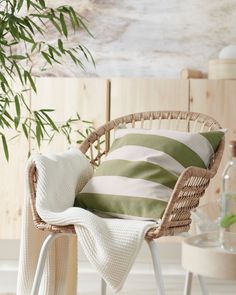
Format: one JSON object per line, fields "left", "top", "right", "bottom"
{"left": 27, "top": 0, "right": 236, "bottom": 78}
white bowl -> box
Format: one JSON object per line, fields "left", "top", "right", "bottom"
{"left": 219, "top": 45, "right": 236, "bottom": 59}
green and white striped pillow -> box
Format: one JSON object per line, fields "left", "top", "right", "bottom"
{"left": 74, "top": 128, "right": 224, "bottom": 221}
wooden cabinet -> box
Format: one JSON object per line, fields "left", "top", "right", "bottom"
{"left": 0, "top": 78, "right": 234, "bottom": 239}
{"left": 190, "top": 80, "right": 236, "bottom": 203}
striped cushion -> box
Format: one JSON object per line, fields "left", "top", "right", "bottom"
{"left": 74, "top": 128, "right": 224, "bottom": 221}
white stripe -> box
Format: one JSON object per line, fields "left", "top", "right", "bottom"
{"left": 115, "top": 128, "right": 214, "bottom": 167}
{"left": 104, "top": 145, "right": 185, "bottom": 176}
{"left": 81, "top": 176, "right": 172, "bottom": 202}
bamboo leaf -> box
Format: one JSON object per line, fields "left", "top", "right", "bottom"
{"left": 24, "top": 71, "right": 37, "bottom": 92}
{"left": 14, "top": 95, "right": 21, "bottom": 128}
{"left": 12, "top": 61, "right": 23, "bottom": 84}
{"left": 27, "top": 18, "right": 44, "bottom": 35}
{"left": 35, "top": 122, "right": 42, "bottom": 147}
{"left": 0, "top": 72, "right": 9, "bottom": 87}
{"left": 59, "top": 13, "right": 68, "bottom": 37}
{"left": 22, "top": 123, "right": 29, "bottom": 139}
{"left": 79, "top": 45, "right": 96, "bottom": 67}
{"left": 41, "top": 51, "right": 52, "bottom": 65}
{"left": 17, "top": 0, "right": 24, "bottom": 11}
{"left": 26, "top": 0, "right": 31, "bottom": 10}
{"left": 8, "top": 55, "right": 27, "bottom": 60}
{"left": 38, "top": 0, "right": 46, "bottom": 8}
{"left": 41, "top": 111, "right": 59, "bottom": 132}
{"left": 58, "top": 39, "right": 65, "bottom": 53}
{"left": 1, "top": 133, "right": 9, "bottom": 161}
{"left": 69, "top": 7, "right": 79, "bottom": 28}
{"left": 49, "top": 17, "right": 62, "bottom": 34}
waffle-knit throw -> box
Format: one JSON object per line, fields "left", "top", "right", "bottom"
{"left": 17, "top": 148, "right": 155, "bottom": 294}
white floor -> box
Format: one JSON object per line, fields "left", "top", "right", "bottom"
{"left": 1, "top": 239, "right": 236, "bottom": 294}
{"left": 1, "top": 276, "right": 236, "bottom": 295}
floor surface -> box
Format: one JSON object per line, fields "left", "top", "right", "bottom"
{"left": 3, "top": 275, "right": 235, "bottom": 294}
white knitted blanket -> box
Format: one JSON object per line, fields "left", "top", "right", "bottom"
{"left": 17, "top": 149, "right": 155, "bottom": 294}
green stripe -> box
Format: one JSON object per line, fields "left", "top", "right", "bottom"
{"left": 95, "top": 160, "right": 178, "bottom": 189}
{"left": 111, "top": 134, "right": 206, "bottom": 168}
{"left": 74, "top": 193, "right": 167, "bottom": 219}
{"left": 200, "top": 131, "right": 224, "bottom": 151}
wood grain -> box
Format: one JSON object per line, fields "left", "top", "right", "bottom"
{"left": 110, "top": 79, "right": 189, "bottom": 119}
{"left": 31, "top": 78, "right": 109, "bottom": 153}
{"left": 189, "top": 79, "right": 236, "bottom": 204}
{"left": 0, "top": 81, "right": 30, "bottom": 239}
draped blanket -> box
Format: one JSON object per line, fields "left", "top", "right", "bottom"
{"left": 17, "top": 149, "right": 155, "bottom": 294}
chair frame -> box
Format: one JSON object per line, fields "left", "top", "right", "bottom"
{"left": 28, "top": 111, "right": 225, "bottom": 294}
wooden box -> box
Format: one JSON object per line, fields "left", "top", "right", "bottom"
{"left": 208, "top": 59, "right": 236, "bottom": 79}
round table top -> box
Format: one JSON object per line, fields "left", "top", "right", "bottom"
{"left": 182, "top": 231, "right": 236, "bottom": 280}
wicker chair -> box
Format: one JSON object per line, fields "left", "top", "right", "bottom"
{"left": 29, "top": 111, "right": 224, "bottom": 295}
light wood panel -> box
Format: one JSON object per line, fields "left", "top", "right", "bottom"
{"left": 31, "top": 78, "right": 109, "bottom": 153}
{"left": 190, "top": 79, "right": 236, "bottom": 204}
{"left": 110, "top": 79, "right": 189, "bottom": 119}
{"left": 0, "top": 78, "right": 109, "bottom": 239}
{"left": 110, "top": 79, "right": 190, "bottom": 241}
{"left": 0, "top": 81, "right": 30, "bottom": 239}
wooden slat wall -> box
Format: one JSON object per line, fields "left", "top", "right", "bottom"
{"left": 189, "top": 79, "right": 236, "bottom": 203}
{"left": 0, "top": 81, "right": 30, "bottom": 239}
{"left": 110, "top": 79, "right": 189, "bottom": 118}
{"left": 31, "top": 78, "right": 110, "bottom": 153}
{"left": 0, "top": 78, "right": 109, "bottom": 239}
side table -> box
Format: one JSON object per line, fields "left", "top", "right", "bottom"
{"left": 182, "top": 232, "right": 236, "bottom": 295}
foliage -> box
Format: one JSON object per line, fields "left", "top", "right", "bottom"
{"left": 0, "top": 0, "right": 95, "bottom": 160}
{"left": 221, "top": 214, "right": 236, "bottom": 229}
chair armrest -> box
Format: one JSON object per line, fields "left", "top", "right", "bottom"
{"left": 146, "top": 164, "right": 216, "bottom": 240}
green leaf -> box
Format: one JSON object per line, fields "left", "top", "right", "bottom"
{"left": 1, "top": 133, "right": 9, "bottom": 161}
{"left": 39, "top": 109, "right": 55, "bottom": 112}
{"left": 38, "top": 0, "right": 46, "bottom": 8}
{"left": 221, "top": 214, "right": 236, "bottom": 228}
{"left": 26, "top": 0, "right": 31, "bottom": 10}
{"left": 24, "top": 71, "right": 37, "bottom": 92}
{"left": 8, "top": 55, "right": 27, "bottom": 60}
{"left": 79, "top": 45, "right": 95, "bottom": 67}
{"left": 22, "top": 123, "right": 29, "bottom": 139}
{"left": 0, "top": 72, "right": 9, "bottom": 87}
{"left": 41, "top": 51, "right": 52, "bottom": 65}
{"left": 12, "top": 61, "right": 23, "bottom": 84}
{"left": 27, "top": 17, "right": 44, "bottom": 35}
{"left": 17, "top": 0, "right": 24, "bottom": 11}
{"left": 41, "top": 111, "right": 59, "bottom": 132}
{"left": 35, "top": 123, "right": 42, "bottom": 147}
{"left": 58, "top": 39, "right": 65, "bottom": 53}
{"left": 59, "top": 13, "right": 68, "bottom": 37}
{"left": 14, "top": 95, "right": 21, "bottom": 128}
{"left": 49, "top": 17, "right": 62, "bottom": 34}
{"left": 69, "top": 7, "right": 80, "bottom": 28}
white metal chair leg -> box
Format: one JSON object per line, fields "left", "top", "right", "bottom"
{"left": 197, "top": 275, "right": 209, "bottom": 295}
{"left": 31, "top": 233, "right": 65, "bottom": 295}
{"left": 147, "top": 239, "right": 165, "bottom": 295}
{"left": 101, "top": 278, "right": 107, "bottom": 295}
{"left": 184, "top": 272, "right": 193, "bottom": 295}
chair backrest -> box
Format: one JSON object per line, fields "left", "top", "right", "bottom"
{"left": 80, "top": 111, "right": 223, "bottom": 169}
{"left": 29, "top": 111, "right": 224, "bottom": 238}
{"left": 79, "top": 111, "right": 224, "bottom": 239}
